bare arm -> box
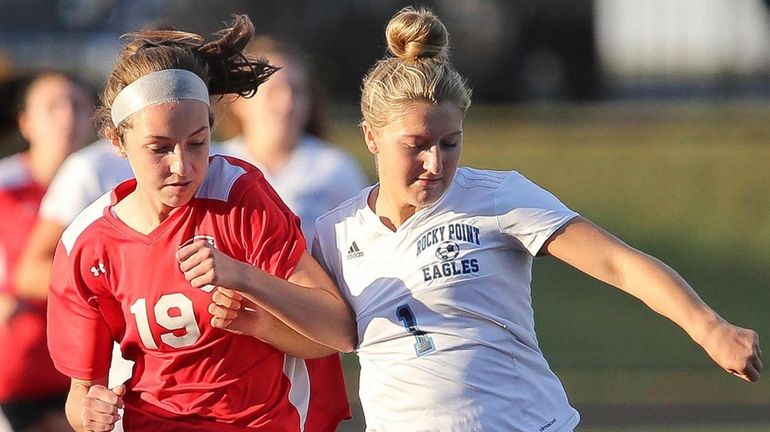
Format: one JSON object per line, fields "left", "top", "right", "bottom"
{"left": 543, "top": 217, "right": 762, "bottom": 382}
{"left": 66, "top": 377, "right": 124, "bottom": 432}
{"left": 14, "top": 218, "right": 65, "bottom": 300}
{"left": 209, "top": 286, "right": 342, "bottom": 358}
{"left": 178, "top": 242, "right": 356, "bottom": 353}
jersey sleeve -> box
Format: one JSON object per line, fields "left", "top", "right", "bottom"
{"left": 310, "top": 231, "right": 335, "bottom": 282}
{"left": 47, "top": 241, "right": 113, "bottom": 380}
{"left": 494, "top": 171, "right": 579, "bottom": 256}
{"left": 239, "top": 175, "right": 306, "bottom": 280}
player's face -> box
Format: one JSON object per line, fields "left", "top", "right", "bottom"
{"left": 120, "top": 100, "right": 210, "bottom": 213}
{"left": 233, "top": 54, "right": 311, "bottom": 146}
{"left": 365, "top": 100, "right": 463, "bottom": 211}
{"left": 18, "top": 74, "right": 93, "bottom": 163}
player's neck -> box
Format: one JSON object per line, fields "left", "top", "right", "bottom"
{"left": 113, "top": 191, "right": 177, "bottom": 235}
{"left": 241, "top": 125, "right": 299, "bottom": 175}
{"left": 368, "top": 186, "right": 417, "bottom": 231}
{"left": 26, "top": 149, "right": 59, "bottom": 187}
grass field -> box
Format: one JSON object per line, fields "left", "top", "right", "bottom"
{"left": 328, "top": 102, "right": 770, "bottom": 431}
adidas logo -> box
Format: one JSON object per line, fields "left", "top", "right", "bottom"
{"left": 346, "top": 241, "right": 364, "bottom": 260}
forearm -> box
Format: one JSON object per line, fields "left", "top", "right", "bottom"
{"left": 548, "top": 218, "right": 761, "bottom": 381}
{"left": 548, "top": 219, "right": 722, "bottom": 345}
{"left": 179, "top": 246, "right": 357, "bottom": 352}
{"left": 13, "top": 253, "right": 52, "bottom": 300}
{"left": 235, "top": 268, "right": 356, "bottom": 352}
{"left": 14, "top": 218, "right": 62, "bottom": 301}
{"left": 608, "top": 249, "right": 723, "bottom": 344}
{"left": 254, "top": 310, "right": 341, "bottom": 358}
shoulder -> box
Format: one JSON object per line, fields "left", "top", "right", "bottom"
{"left": 453, "top": 167, "right": 517, "bottom": 190}
{"left": 315, "top": 187, "right": 371, "bottom": 229}
{"left": 56, "top": 140, "right": 131, "bottom": 182}
{"left": 73, "top": 139, "right": 116, "bottom": 161}
{"left": 454, "top": 167, "right": 550, "bottom": 195}
{"left": 61, "top": 140, "right": 119, "bottom": 171}
{"left": 195, "top": 154, "right": 264, "bottom": 202}
{"left": 0, "top": 153, "right": 30, "bottom": 189}
{"left": 214, "top": 137, "right": 250, "bottom": 161}
{"left": 60, "top": 191, "right": 113, "bottom": 254}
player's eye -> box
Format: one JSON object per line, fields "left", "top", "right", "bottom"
{"left": 148, "top": 145, "right": 172, "bottom": 154}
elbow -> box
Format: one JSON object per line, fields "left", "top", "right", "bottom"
{"left": 338, "top": 334, "right": 357, "bottom": 354}
{"left": 321, "top": 324, "right": 357, "bottom": 355}
{"left": 338, "top": 312, "right": 358, "bottom": 353}
{"left": 336, "top": 325, "right": 358, "bottom": 353}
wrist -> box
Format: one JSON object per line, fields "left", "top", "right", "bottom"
{"left": 236, "top": 264, "right": 269, "bottom": 302}
{"left": 689, "top": 310, "right": 726, "bottom": 347}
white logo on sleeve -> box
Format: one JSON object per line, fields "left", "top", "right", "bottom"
{"left": 90, "top": 262, "right": 106, "bottom": 277}
{"left": 346, "top": 241, "right": 364, "bottom": 260}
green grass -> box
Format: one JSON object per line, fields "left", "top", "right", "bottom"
{"left": 329, "top": 102, "right": 770, "bottom": 431}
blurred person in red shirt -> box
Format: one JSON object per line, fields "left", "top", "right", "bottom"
{"left": 0, "top": 70, "right": 93, "bottom": 431}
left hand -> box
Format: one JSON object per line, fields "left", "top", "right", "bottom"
{"left": 209, "top": 287, "right": 267, "bottom": 336}
{"left": 699, "top": 320, "right": 762, "bottom": 382}
{"left": 176, "top": 240, "right": 245, "bottom": 291}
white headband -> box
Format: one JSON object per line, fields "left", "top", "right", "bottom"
{"left": 111, "top": 69, "right": 211, "bottom": 126}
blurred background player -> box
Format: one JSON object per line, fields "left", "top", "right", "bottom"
{"left": 0, "top": 70, "right": 93, "bottom": 431}
{"left": 219, "top": 35, "right": 368, "bottom": 242}
{"left": 13, "top": 138, "right": 133, "bottom": 431}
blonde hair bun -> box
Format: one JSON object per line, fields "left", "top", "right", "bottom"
{"left": 386, "top": 7, "right": 449, "bottom": 62}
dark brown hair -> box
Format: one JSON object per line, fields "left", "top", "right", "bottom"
{"left": 97, "top": 15, "right": 277, "bottom": 141}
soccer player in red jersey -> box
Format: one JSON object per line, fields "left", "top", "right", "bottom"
{"left": 47, "top": 16, "right": 355, "bottom": 432}
{"left": 0, "top": 71, "right": 93, "bottom": 431}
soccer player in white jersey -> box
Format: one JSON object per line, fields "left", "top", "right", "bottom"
{"left": 46, "top": 16, "right": 354, "bottom": 432}
{"left": 306, "top": 7, "right": 760, "bottom": 432}
{"left": 219, "top": 35, "right": 368, "bottom": 243}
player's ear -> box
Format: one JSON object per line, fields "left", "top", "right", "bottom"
{"left": 107, "top": 128, "right": 127, "bottom": 158}
{"left": 361, "top": 121, "right": 378, "bottom": 155}
{"left": 17, "top": 111, "right": 31, "bottom": 142}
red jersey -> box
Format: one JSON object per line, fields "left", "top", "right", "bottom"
{"left": 0, "top": 153, "right": 70, "bottom": 402}
{"left": 47, "top": 155, "right": 350, "bottom": 431}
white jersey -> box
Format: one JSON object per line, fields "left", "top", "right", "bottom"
{"left": 39, "top": 140, "right": 133, "bottom": 226}
{"left": 313, "top": 167, "right": 581, "bottom": 432}
{"left": 220, "top": 134, "right": 368, "bottom": 243}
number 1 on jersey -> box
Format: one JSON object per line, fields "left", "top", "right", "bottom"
{"left": 396, "top": 304, "right": 436, "bottom": 357}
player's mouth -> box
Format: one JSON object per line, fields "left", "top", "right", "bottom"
{"left": 415, "top": 177, "right": 442, "bottom": 186}
{"left": 164, "top": 181, "right": 193, "bottom": 191}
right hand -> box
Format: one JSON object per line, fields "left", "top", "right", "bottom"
{"left": 700, "top": 320, "right": 762, "bottom": 382}
{"left": 81, "top": 384, "right": 125, "bottom": 431}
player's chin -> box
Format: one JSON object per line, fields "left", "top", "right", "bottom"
{"left": 412, "top": 187, "right": 445, "bottom": 208}
{"left": 163, "top": 192, "right": 196, "bottom": 208}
